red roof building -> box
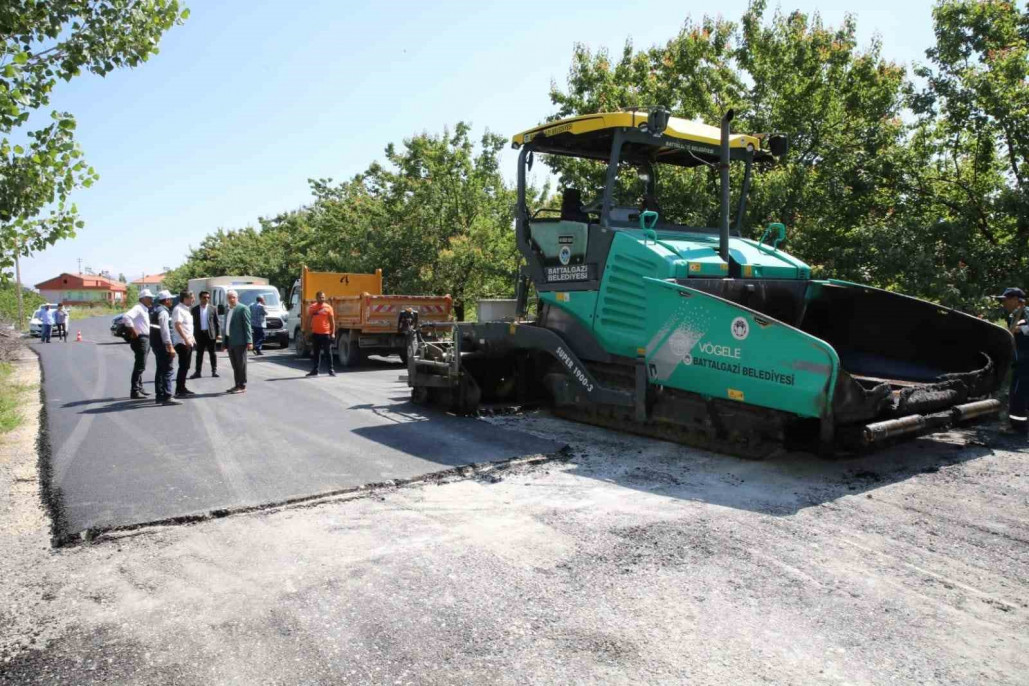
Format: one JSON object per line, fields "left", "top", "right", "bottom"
{"left": 131, "top": 273, "right": 167, "bottom": 289}
{"left": 35, "top": 273, "right": 128, "bottom": 306}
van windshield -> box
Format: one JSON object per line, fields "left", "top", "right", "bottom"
{"left": 236, "top": 288, "right": 280, "bottom": 308}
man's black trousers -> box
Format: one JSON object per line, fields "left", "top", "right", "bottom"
{"left": 153, "top": 343, "right": 174, "bottom": 401}
{"left": 311, "top": 334, "right": 334, "bottom": 373}
{"left": 228, "top": 345, "right": 248, "bottom": 389}
{"left": 174, "top": 343, "right": 193, "bottom": 393}
{"left": 129, "top": 335, "right": 150, "bottom": 394}
{"left": 194, "top": 330, "right": 217, "bottom": 374}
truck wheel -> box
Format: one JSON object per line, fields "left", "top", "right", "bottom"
{"left": 294, "top": 329, "right": 309, "bottom": 358}
{"left": 337, "top": 336, "right": 363, "bottom": 368}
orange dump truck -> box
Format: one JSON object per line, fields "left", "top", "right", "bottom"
{"left": 286, "top": 266, "right": 452, "bottom": 367}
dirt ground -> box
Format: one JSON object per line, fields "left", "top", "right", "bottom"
{"left": 1, "top": 352, "right": 1028, "bottom": 685}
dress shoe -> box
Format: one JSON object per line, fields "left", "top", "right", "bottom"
{"left": 189, "top": 372, "right": 201, "bottom": 379}
{"left": 226, "top": 387, "right": 240, "bottom": 394}
{"left": 328, "top": 370, "right": 336, "bottom": 376}
{"left": 306, "top": 370, "right": 318, "bottom": 377}
{"left": 211, "top": 372, "right": 219, "bottom": 378}
{"left": 159, "top": 398, "right": 182, "bottom": 406}
{"left": 175, "top": 390, "right": 196, "bottom": 398}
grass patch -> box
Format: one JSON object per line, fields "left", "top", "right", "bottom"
{"left": 0, "top": 362, "right": 33, "bottom": 434}
{"left": 68, "top": 305, "right": 122, "bottom": 320}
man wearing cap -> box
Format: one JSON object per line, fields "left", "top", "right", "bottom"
{"left": 123, "top": 289, "right": 155, "bottom": 399}
{"left": 997, "top": 287, "right": 1029, "bottom": 436}
{"left": 151, "top": 290, "right": 180, "bottom": 406}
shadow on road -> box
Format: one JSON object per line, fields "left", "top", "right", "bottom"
{"left": 77, "top": 392, "right": 230, "bottom": 414}
{"left": 62, "top": 397, "right": 125, "bottom": 408}
{"left": 259, "top": 350, "right": 405, "bottom": 375}
{"left": 557, "top": 421, "right": 1003, "bottom": 516}
{"left": 78, "top": 400, "right": 157, "bottom": 414}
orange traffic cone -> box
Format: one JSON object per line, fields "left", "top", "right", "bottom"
{"left": 75, "top": 330, "right": 82, "bottom": 342}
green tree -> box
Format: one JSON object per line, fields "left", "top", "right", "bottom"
{"left": 1, "top": 1, "right": 189, "bottom": 281}
{"left": 300, "top": 124, "right": 530, "bottom": 319}
{"left": 0, "top": 281, "right": 43, "bottom": 324}
{"left": 168, "top": 124, "right": 545, "bottom": 321}
{"left": 545, "top": 3, "right": 909, "bottom": 284}
{"left": 901, "top": 0, "right": 1029, "bottom": 312}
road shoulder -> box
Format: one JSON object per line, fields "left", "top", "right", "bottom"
{"left": 0, "top": 348, "right": 62, "bottom": 665}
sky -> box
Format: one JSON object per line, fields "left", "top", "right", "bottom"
{"left": 18, "top": 0, "right": 938, "bottom": 288}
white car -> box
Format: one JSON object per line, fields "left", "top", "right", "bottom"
{"left": 28, "top": 304, "right": 60, "bottom": 337}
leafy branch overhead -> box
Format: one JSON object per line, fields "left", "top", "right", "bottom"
{"left": 545, "top": 0, "right": 1029, "bottom": 313}
{"left": 0, "top": 0, "right": 189, "bottom": 278}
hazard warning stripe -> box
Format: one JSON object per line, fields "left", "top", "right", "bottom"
{"left": 365, "top": 304, "right": 448, "bottom": 314}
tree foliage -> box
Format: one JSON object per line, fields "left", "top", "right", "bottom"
{"left": 0, "top": 0, "right": 188, "bottom": 280}
{"left": 167, "top": 124, "right": 542, "bottom": 319}
{"left": 171, "top": 0, "right": 1025, "bottom": 317}
{"left": 546, "top": 2, "right": 908, "bottom": 282}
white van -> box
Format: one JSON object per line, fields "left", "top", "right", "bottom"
{"left": 186, "top": 276, "right": 289, "bottom": 348}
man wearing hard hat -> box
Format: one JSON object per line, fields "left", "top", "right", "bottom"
{"left": 151, "top": 290, "right": 180, "bottom": 406}
{"left": 122, "top": 288, "right": 155, "bottom": 399}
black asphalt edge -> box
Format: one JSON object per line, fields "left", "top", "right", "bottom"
{"left": 29, "top": 346, "right": 70, "bottom": 548}
{"left": 54, "top": 443, "right": 573, "bottom": 548}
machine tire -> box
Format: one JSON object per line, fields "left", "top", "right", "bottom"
{"left": 337, "top": 335, "right": 363, "bottom": 368}
{"left": 294, "top": 329, "right": 309, "bottom": 358}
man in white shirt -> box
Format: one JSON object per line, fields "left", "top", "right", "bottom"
{"left": 190, "top": 290, "right": 220, "bottom": 379}
{"left": 123, "top": 289, "right": 155, "bottom": 399}
{"left": 171, "top": 291, "right": 196, "bottom": 398}
{"left": 151, "top": 290, "right": 180, "bottom": 406}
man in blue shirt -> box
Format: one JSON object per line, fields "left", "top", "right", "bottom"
{"left": 250, "top": 295, "right": 267, "bottom": 356}
{"left": 37, "top": 305, "right": 54, "bottom": 343}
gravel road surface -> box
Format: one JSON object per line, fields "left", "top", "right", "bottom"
{"left": 35, "top": 317, "right": 561, "bottom": 539}
{"left": 3, "top": 333, "right": 1028, "bottom": 684}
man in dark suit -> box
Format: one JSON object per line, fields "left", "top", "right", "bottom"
{"left": 224, "top": 289, "right": 252, "bottom": 394}
{"left": 190, "top": 290, "right": 220, "bottom": 378}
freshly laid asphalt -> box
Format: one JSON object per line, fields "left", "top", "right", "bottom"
{"left": 35, "top": 317, "right": 562, "bottom": 538}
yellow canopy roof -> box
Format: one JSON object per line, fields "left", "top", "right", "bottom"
{"left": 512, "top": 111, "right": 764, "bottom": 166}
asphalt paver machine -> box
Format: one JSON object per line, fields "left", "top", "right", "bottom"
{"left": 407, "top": 109, "right": 1013, "bottom": 456}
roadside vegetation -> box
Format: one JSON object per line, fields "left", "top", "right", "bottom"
{"left": 0, "top": 283, "right": 45, "bottom": 330}
{"left": 0, "top": 362, "right": 31, "bottom": 433}
{"left": 163, "top": 0, "right": 1029, "bottom": 320}
{"left": 1, "top": 2, "right": 189, "bottom": 284}
{"left": 66, "top": 305, "right": 122, "bottom": 320}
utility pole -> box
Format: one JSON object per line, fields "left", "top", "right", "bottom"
{"left": 14, "top": 233, "right": 24, "bottom": 330}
